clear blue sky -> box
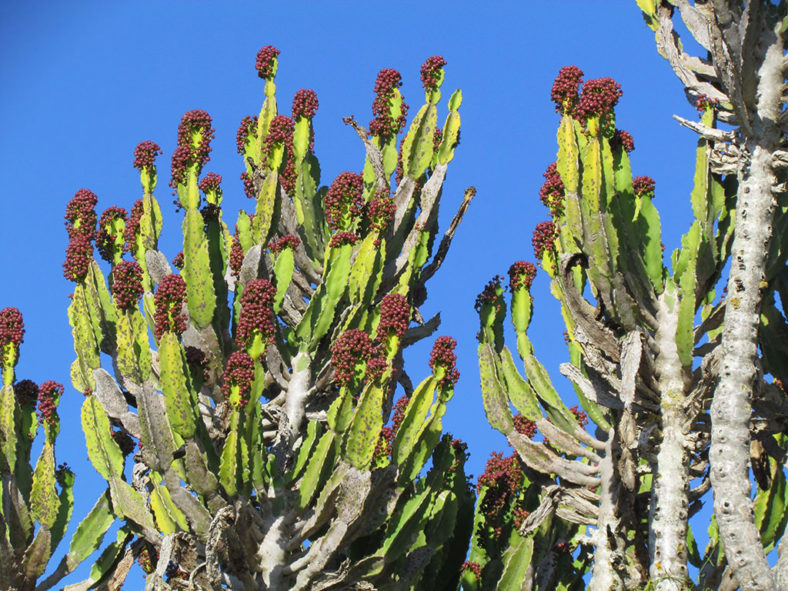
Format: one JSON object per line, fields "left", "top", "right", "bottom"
{"left": 1, "top": 1, "right": 701, "bottom": 585}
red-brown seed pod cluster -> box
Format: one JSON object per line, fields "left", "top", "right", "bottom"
{"left": 611, "top": 129, "right": 635, "bottom": 153}
{"left": 508, "top": 261, "right": 537, "bottom": 292}
{"left": 65, "top": 189, "right": 99, "bottom": 240}
{"left": 55, "top": 462, "right": 73, "bottom": 486}
{"left": 570, "top": 405, "right": 589, "bottom": 428}
{"left": 429, "top": 336, "right": 459, "bottom": 389}
{"left": 632, "top": 175, "right": 656, "bottom": 199}
{"left": 433, "top": 127, "right": 443, "bottom": 151}
{"left": 133, "top": 140, "right": 162, "bottom": 171}
{"left": 153, "top": 274, "right": 187, "bottom": 339}
{"left": 551, "top": 65, "right": 584, "bottom": 115}
{"left": 377, "top": 293, "right": 410, "bottom": 339}
{"left": 476, "top": 451, "right": 524, "bottom": 548}
{"left": 172, "top": 251, "right": 184, "bottom": 270}
{"left": 461, "top": 561, "right": 482, "bottom": 579}
{"left": 369, "top": 68, "right": 409, "bottom": 140}
{"left": 539, "top": 162, "right": 565, "bottom": 218}
{"left": 325, "top": 172, "right": 364, "bottom": 231}
{"left": 0, "top": 307, "right": 25, "bottom": 352}
{"left": 110, "top": 261, "right": 144, "bottom": 311}
{"left": 513, "top": 507, "right": 531, "bottom": 530}
{"left": 695, "top": 94, "right": 718, "bottom": 114}
{"left": 513, "top": 413, "right": 537, "bottom": 439}
{"left": 328, "top": 231, "right": 359, "bottom": 248}
{"left": 222, "top": 350, "right": 255, "bottom": 407}
{"left": 199, "top": 172, "right": 222, "bottom": 195}
{"left": 170, "top": 110, "right": 215, "bottom": 189}
{"left": 474, "top": 275, "right": 504, "bottom": 313}
{"left": 255, "top": 46, "right": 280, "bottom": 79}
{"left": 229, "top": 235, "right": 244, "bottom": 278}
{"left": 292, "top": 89, "right": 319, "bottom": 120}
{"left": 374, "top": 394, "right": 411, "bottom": 464}
{"left": 137, "top": 545, "right": 156, "bottom": 574}
{"left": 420, "top": 56, "right": 447, "bottom": 92}
{"left": 235, "top": 279, "right": 277, "bottom": 353}
{"left": 14, "top": 379, "right": 38, "bottom": 406}
{"left": 240, "top": 171, "right": 256, "bottom": 199}
{"left": 532, "top": 221, "right": 559, "bottom": 261}
{"left": 268, "top": 234, "right": 301, "bottom": 254}
{"left": 576, "top": 77, "right": 622, "bottom": 127}
{"left": 365, "top": 191, "right": 397, "bottom": 234}
{"left": 96, "top": 206, "right": 128, "bottom": 263}
{"left": 184, "top": 346, "right": 209, "bottom": 383}
{"left": 37, "top": 380, "right": 63, "bottom": 426}
{"left": 236, "top": 115, "right": 258, "bottom": 155}
{"left": 124, "top": 199, "right": 144, "bottom": 253}
{"left": 331, "top": 329, "right": 386, "bottom": 387}
{"left": 112, "top": 427, "right": 135, "bottom": 456}
{"left": 63, "top": 234, "right": 93, "bottom": 282}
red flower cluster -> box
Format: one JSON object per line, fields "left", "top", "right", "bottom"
{"left": 611, "top": 129, "right": 635, "bottom": 153}
{"left": 199, "top": 172, "right": 222, "bottom": 195}
{"left": 632, "top": 175, "right": 656, "bottom": 199}
{"left": 331, "top": 329, "right": 387, "bottom": 387}
{"left": 0, "top": 307, "right": 25, "bottom": 350}
{"left": 429, "top": 336, "right": 460, "bottom": 389}
{"left": 461, "top": 561, "right": 482, "bottom": 579}
{"left": 255, "top": 45, "right": 280, "bottom": 79}
{"left": 513, "top": 507, "right": 531, "bottom": 530}
{"left": 474, "top": 275, "right": 504, "bottom": 313}
{"left": 235, "top": 279, "right": 277, "bottom": 353}
{"left": 111, "top": 261, "right": 144, "bottom": 311}
{"left": 292, "top": 89, "right": 319, "bottom": 120}
{"left": 570, "top": 405, "right": 589, "bottom": 428}
{"left": 420, "top": 56, "right": 447, "bottom": 91}
{"left": 170, "top": 110, "right": 215, "bottom": 189}
{"left": 14, "top": 379, "right": 38, "bottom": 406}
{"left": 325, "top": 171, "right": 364, "bottom": 231}
{"left": 369, "top": 68, "right": 409, "bottom": 140}
{"left": 373, "top": 394, "right": 411, "bottom": 465}
{"left": 263, "top": 115, "right": 297, "bottom": 194}
{"left": 123, "top": 199, "right": 144, "bottom": 253}
{"left": 37, "top": 380, "right": 63, "bottom": 426}
{"left": 695, "top": 94, "right": 718, "bottom": 114}
{"left": 539, "top": 162, "right": 565, "bottom": 218}
{"left": 377, "top": 293, "right": 410, "bottom": 339}
{"left": 365, "top": 192, "right": 396, "bottom": 234}
{"left": 328, "top": 231, "right": 359, "bottom": 248}
{"left": 63, "top": 235, "right": 93, "bottom": 282}
{"left": 236, "top": 115, "right": 258, "bottom": 155}
{"left": 229, "top": 236, "right": 244, "bottom": 278}
{"left": 172, "top": 251, "right": 184, "bottom": 270}
{"left": 532, "top": 221, "right": 559, "bottom": 261}
{"left": 153, "top": 274, "right": 187, "bottom": 339}
{"left": 184, "top": 345, "right": 209, "bottom": 383}
{"left": 65, "top": 189, "right": 98, "bottom": 240}
{"left": 513, "top": 413, "right": 537, "bottom": 439}
{"left": 241, "top": 171, "right": 256, "bottom": 199}
{"left": 96, "top": 206, "right": 128, "bottom": 264}
{"left": 477, "top": 451, "right": 524, "bottom": 549}
{"left": 268, "top": 234, "right": 301, "bottom": 254}
{"left": 576, "top": 77, "right": 622, "bottom": 128}
{"left": 551, "top": 65, "right": 584, "bottom": 115}
{"left": 508, "top": 261, "right": 537, "bottom": 292}
{"left": 222, "top": 351, "right": 256, "bottom": 407}
{"left": 133, "top": 140, "right": 162, "bottom": 171}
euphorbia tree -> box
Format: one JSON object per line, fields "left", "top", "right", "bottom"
{"left": 16, "top": 46, "right": 476, "bottom": 589}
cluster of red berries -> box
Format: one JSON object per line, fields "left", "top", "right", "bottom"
{"left": 235, "top": 279, "right": 277, "bottom": 353}
{"left": 513, "top": 507, "right": 531, "bottom": 530}
{"left": 268, "top": 234, "right": 301, "bottom": 254}
{"left": 153, "top": 274, "right": 188, "bottom": 339}
{"left": 170, "top": 109, "right": 215, "bottom": 190}
{"left": 112, "top": 427, "right": 135, "bottom": 456}
{"left": 0, "top": 307, "right": 25, "bottom": 351}
{"left": 570, "top": 405, "right": 589, "bottom": 428}
{"left": 264, "top": 115, "right": 298, "bottom": 194}
{"left": 611, "top": 129, "right": 635, "bottom": 153}
{"left": 37, "top": 380, "right": 63, "bottom": 427}
{"left": 429, "top": 336, "right": 460, "bottom": 389}
{"left": 433, "top": 127, "right": 443, "bottom": 151}
{"left": 513, "top": 413, "right": 538, "bottom": 439}
{"left": 539, "top": 162, "right": 565, "bottom": 218}
{"left": 420, "top": 56, "right": 447, "bottom": 91}
{"left": 255, "top": 45, "right": 280, "bottom": 79}
{"left": 551, "top": 65, "right": 584, "bottom": 115}
{"left": 292, "top": 88, "right": 319, "bottom": 120}
{"left": 110, "top": 261, "right": 144, "bottom": 311}
{"left": 184, "top": 346, "right": 209, "bottom": 383}
{"left": 199, "top": 172, "right": 222, "bottom": 195}
{"left": 236, "top": 115, "right": 258, "bottom": 155}
{"left": 477, "top": 451, "right": 524, "bottom": 549}
{"left": 461, "top": 561, "right": 482, "bottom": 579}
{"left": 377, "top": 293, "right": 410, "bottom": 339}
{"left": 331, "top": 329, "right": 387, "bottom": 387}
{"left": 171, "top": 251, "right": 184, "bottom": 270}
{"left": 55, "top": 462, "right": 73, "bottom": 486}
{"left": 373, "top": 394, "right": 412, "bottom": 465}
{"left": 137, "top": 545, "right": 156, "bottom": 574}
{"left": 241, "top": 171, "right": 256, "bottom": 199}
{"left": 328, "top": 231, "right": 359, "bottom": 248}
{"left": 325, "top": 171, "right": 364, "bottom": 231}
{"left": 123, "top": 199, "right": 144, "bottom": 253}
{"left": 222, "top": 350, "right": 256, "bottom": 407}
{"left": 695, "top": 94, "right": 719, "bottom": 114}
{"left": 576, "top": 77, "right": 622, "bottom": 129}
{"left": 365, "top": 192, "right": 396, "bottom": 234}
{"left": 369, "top": 68, "right": 409, "bottom": 140}
{"left": 474, "top": 275, "right": 504, "bottom": 313}
{"left": 532, "top": 221, "right": 559, "bottom": 261}
{"left": 508, "top": 261, "right": 537, "bottom": 292}
{"left": 632, "top": 175, "right": 656, "bottom": 199}
{"left": 229, "top": 235, "right": 244, "bottom": 278}
{"left": 133, "top": 140, "right": 162, "bottom": 171}
{"left": 14, "top": 379, "right": 38, "bottom": 406}
{"left": 96, "top": 206, "right": 128, "bottom": 264}
{"left": 64, "top": 189, "right": 99, "bottom": 283}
